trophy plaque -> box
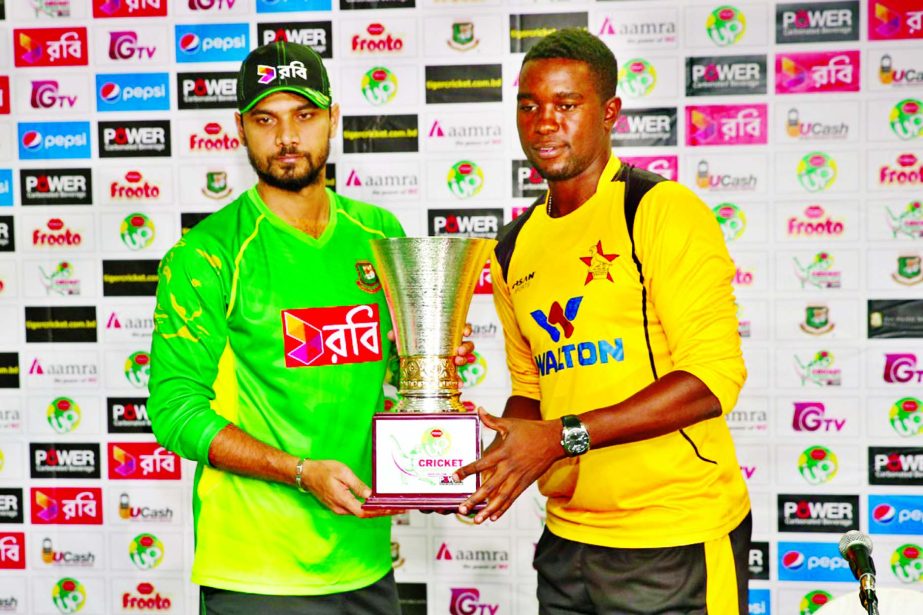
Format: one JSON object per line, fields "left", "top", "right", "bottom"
{"left": 362, "top": 236, "right": 495, "bottom": 510}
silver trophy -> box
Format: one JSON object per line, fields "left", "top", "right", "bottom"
{"left": 363, "top": 236, "right": 495, "bottom": 509}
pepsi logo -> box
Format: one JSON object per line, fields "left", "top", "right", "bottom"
{"left": 100, "top": 82, "right": 121, "bottom": 102}
{"left": 873, "top": 504, "right": 896, "bottom": 524}
{"left": 782, "top": 550, "right": 805, "bottom": 570}
{"left": 22, "top": 131, "right": 43, "bottom": 150}
{"left": 179, "top": 33, "right": 201, "bottom": 53}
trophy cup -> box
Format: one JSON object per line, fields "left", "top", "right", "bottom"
{"left": 362, "top": 236, "right": 495, "bottom": 510}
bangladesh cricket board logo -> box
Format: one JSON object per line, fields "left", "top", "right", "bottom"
{"left": 447, "top": 161, "right": 484, "bottom": 199}
{"left": 892, "top": 544, "right": 923, "bottom": 583}
{"left": 617, "top": 58, "right": 657, "bottom": 98}
{"left": 47, "top": 397, "right": 81, "bottom": 434}
{"left": 448, "top": 22, "right": 478, "bottom": 52}
{"left": 798, "top": 445, "right": 838, "bottom": 485}
{"left": 52, "top": 577, "right": 86, "bottom": 614}
{"left": 706, "top": 5, "right": 746, "bottom": 47}
{"left": 891, "top": 99, "right": 923, "bottom": 141}
{"left": 891, "top": 397, "right": 923, "bottom": 437}
{"left": 712, "top": 203, "right": 746, "bottom": 242}
{"left": 800, "top": 590, "right": 833, "bottom": 615}
{"left": 355, "top": 260, "right": 381, "bottom": 293}
{"left": 797, "top": 152, "right": 837, "bottom": 193}
{"left": 894, "top": 254, "right": 923, "bottom": 285}
{"left": 120, "top": 213, "right": 155, "bottom": 251}
{"left": 129, "top": 533, "right": 164, "bottom": 570}
{"left": 203, "top": 171, "right": 232, "bottom": 199}
{"left": 800, "top": 304, "right": 835, "bottom": 335}
{"left": 361, "top": 67, "right": 397, "bottom": 106}
{"left": 124, "top": 351, "right": 151, "bottom": 389}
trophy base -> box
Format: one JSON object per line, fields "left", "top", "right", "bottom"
{"left": 362, "top": 494, "right": 485, "bottom": 511}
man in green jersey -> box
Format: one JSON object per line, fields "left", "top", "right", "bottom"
{"left": 149, "top": 42, "right": 472, "bottom": 614}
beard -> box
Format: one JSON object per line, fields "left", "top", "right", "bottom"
{"left": 247, "top": 141, "right": 329, "bottom": 192}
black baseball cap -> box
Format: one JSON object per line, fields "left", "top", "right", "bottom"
{"left": 237, "top": 41, "right": 332, "bottom": 113}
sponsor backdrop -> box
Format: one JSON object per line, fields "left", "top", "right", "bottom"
{"left": 0, "top": 0, "right": 922, "bottom": 613}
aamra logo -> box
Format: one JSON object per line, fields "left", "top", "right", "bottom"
{"left": 124, "top": 351, "right": 150, "bottom": 389}
{"left": 706, "top": 5, "right": 746, "bottom": 47}
{"left": 52, "top": 577, "right": 86, "bottom": 614}
{"left": 361, "top": 67, "right": 398, "bottom": 106}
{"left": 531, "top": 297, "right": 583, "bottom": 343}
{"left": 580, "top": 241, "right": 618, "bottom": 284}
{"left": 891, "top": 543, "right": 923, "bottom": 583}
{"left": 120, "top": 213, "right": 155, "bottom": 251}
{"left": 891, "top": 397, "right": 923, "bottom": 437}
{"left": 129, "top": 533, "right": 164, "bottom": 571}
{"left": 447, "top": 161, "right": 484, "bottom": 199}
{"left": 797, "top": 152, "right": 837, "bottom": 192}
{"left": 617, "top": 58, "right": 657, "bottom": 98}
{"left": 891, "top": 98, "right": 923, "bottom": 140}
{"left": 712, "top": 203, "right": 746, "bottom": 242}
{"left": 281, "top": 305, "right": 382, "bottom": 368}
{"left": 47, "top": 397, "right": 81, "bottom": 435}
{"left": 800, "top": 590, "right": 833, "bottom": 615}
{"left": 798, "top": 445, "right": 838, "bottom": 485}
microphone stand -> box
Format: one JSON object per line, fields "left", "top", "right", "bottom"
{"left": 858, "top": 573, "right": 879, "bottom": 615}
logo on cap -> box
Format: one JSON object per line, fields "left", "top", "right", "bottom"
{"left": 257, "top": 65, "right": 276, "bottom": 84}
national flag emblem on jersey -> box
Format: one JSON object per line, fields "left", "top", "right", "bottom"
{"left": 282, "top": 305, "right": 382, "bottom": 368}
{"left": 355, "top": 261, "right": 381, "bottom": 293}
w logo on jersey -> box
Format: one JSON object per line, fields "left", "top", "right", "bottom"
{"left": 531, "top": 297, "right": 583, "bottom": 343}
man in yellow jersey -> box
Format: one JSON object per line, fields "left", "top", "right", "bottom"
{"left": 454, "top": 29, "right": 752, "bottom": 614}
{"left": 148, "top": 42, "right": 472, "bottom": 615}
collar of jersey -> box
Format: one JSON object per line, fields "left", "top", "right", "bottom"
{"left": 246, "top": 186, "right": 339, "bottom": 248}
{"left": 537, "top": 153, "right": 621, "bottom": 224}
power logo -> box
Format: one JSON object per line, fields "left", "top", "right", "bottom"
{"left": 531, "top": 297, "right": 583, "bottom": 343}
{"left": 281, "top": 305, "right": 382, "bottom": 368}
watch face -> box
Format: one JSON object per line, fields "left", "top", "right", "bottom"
{"left": 565, "top": 429, "right": 590, "bottom": 455}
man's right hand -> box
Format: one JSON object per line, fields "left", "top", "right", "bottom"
{"left": 301, "top": 459, "right": 403, "bottom": 519}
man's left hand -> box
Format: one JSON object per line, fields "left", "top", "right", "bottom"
{"left": 453, "top": 407, "right": 562, "bottom": 524}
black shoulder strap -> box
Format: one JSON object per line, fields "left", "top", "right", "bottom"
{"left": 616, "top": 163, "right": 665, "bottom": 246}
{"left": 495, "top": 195, "right": 542, "bottom": 283}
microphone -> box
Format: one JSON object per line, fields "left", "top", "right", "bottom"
{"left": 838, "top": 530, "right": 878, "bottom": 614}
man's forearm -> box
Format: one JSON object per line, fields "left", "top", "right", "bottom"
{"left": 207, "top": 423, "right": 300, "bottom": 487}
{"left": 581, "top": 370, "right": 722, "bottom": 450}
{"left": 502, "top": 394, "right": 542, "bottom": 421}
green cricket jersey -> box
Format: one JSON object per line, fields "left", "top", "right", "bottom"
{"left": 148, "top": 187, "right": 404, "bottom": 595}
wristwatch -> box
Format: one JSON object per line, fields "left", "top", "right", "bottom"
{"left": 560, "top": 415, "right": 591, "bottom": 457}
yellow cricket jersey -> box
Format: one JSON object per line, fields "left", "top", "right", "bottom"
{"left": 492, "top": 154, "right": 750, "bottom": 549}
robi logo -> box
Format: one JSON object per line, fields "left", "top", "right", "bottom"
{"left": 281, "top": 305, "right": 382, "bottom": 368}
{"left": 531, "top": 297, "right": 583, "bottom": 343}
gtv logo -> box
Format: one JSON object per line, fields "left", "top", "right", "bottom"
{"left": 531, "top": 297, "right": 582, "bottom": 343}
